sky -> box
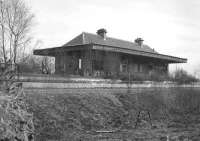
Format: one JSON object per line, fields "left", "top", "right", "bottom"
{"left": 25, "top": 0, "right": 200, "bottom": 77}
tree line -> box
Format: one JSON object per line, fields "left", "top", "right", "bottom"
{"left": 0, "top": 0, "right": 34, "bottom": 65}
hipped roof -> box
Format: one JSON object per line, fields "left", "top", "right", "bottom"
{"left": 34, "top": 32, "right": 187, "bottom": 63}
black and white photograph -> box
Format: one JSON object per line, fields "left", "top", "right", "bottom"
{"left": 0, "top": 0, "right": 200, "bottom": 140}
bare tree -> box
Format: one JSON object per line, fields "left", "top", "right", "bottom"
{"left": 0, "top": 0, "right": 34, "bottom": 65}
{"left": 0, "top": 0, "right": 7, "bottom": 64}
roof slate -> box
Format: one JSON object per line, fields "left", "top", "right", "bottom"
{"left": 63, "top": 32, "right": 157, "bottom": 53}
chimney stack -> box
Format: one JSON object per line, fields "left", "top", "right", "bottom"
{"left": 135, "top": 38, "right": 144, "bottom": 46}
{"left": 97, "top": 28, "right": 107, "bottom": 40}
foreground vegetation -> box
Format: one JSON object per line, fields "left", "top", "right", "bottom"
{"left": 25, "top": 88, "right": 200, "bottom": 141}
{"left": 119, "top": 69, "right": 199, "bottom": 84}
{"left": 0, "top": 70, "right": 34, "bottom": 140}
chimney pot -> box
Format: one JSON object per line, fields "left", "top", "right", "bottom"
{"left": 135, "top": 38, "right": 144, "bottom": 46}
{"left": 97, "top": 28, "right": 107, "bottom": 40}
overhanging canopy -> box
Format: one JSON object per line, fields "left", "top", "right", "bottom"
{"left": 34, "top": 43, "right": 187, "bottom": 64}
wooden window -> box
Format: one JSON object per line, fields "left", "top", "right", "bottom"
{"left": 137, "top": 64, "right": 143, "bottom": 72}
{"left": 120, "top": 59, "right": 128, "bottom": 73}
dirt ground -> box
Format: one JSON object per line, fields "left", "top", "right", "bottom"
{"left": 25, "top": 88, "right": 200, "bottom": 141}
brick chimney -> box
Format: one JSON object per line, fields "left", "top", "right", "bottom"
{"left": 135, "top": 38, "right": 144, "bottom": 46}
{"left": 97, "top": 28, "right": 107, "bottom": 40}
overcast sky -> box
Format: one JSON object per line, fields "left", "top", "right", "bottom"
{"left": 25, "top": 0, "right": 200, "bottom": 76}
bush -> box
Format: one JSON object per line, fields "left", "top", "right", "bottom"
{"left": 18, "top": 56, "right": 41, "bottom": 73}
{"left": 149, "top": 71, "right": 171, "bottom": 82}
{"left": 119, "top": 69, "right": 199, "bottom": 84}
{"left": 119, "top": 72, "right": 170, "bottom": 82}
{"left": 173, "top": 69, "right": 198, "bottom": 84}
{"left": 18, "top": 55, "right": 55, "bottom": 74}
{"left": 0, "top": 67, "right": 35, "bottom": 140}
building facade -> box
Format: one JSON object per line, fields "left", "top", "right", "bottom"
{"left": 34, "top": 29, "right": 187, "bottom": 78}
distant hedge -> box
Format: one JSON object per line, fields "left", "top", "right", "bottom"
{"left": 173, "top": 69, "right": 198, "bottom": 84}
{"left": 119, "top": 69, "right": 199, "bottom": 84}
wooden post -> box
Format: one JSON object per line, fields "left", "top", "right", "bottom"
{"left": 90, "top": 49, "right": 93, "bottom": 76}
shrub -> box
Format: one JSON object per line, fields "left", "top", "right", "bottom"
{"left": 18, "top": 55, "right": 55, "bottom": 74}
{"left": 119, "top": 72, "right": 171, "bottom": 82}
{"left": 149, "top": 71, "right": 171, "bottom": 82}
{"left": 18, "top": 56, "right": 41, "bottom": 73}
{"left": 173, "top": 69, "right": 198, "bottom": 84}
{"left": 0, "top": 67, "right": 35, "bottom": 140}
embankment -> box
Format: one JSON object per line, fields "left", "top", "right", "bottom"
{"left": 26, "top": 87, "right": 200, "bottom": 141}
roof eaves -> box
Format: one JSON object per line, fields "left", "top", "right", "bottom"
{"left": 91, "top": 43, "right": 187, "bottom": 63}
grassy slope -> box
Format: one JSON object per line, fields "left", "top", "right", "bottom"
{"left": 26, "top": 88, "right": 200, "bottom": 141}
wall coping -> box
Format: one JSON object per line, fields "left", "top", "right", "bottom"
{"left": 22, "top": 81, "right": 200, "bottom": 89}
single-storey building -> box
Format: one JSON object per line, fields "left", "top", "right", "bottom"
{"left": 34, "top": 29, "right": 187, "bottom": 78}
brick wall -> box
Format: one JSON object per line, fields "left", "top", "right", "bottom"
{"left": 55, "top": 50, "right": 93, "bottom": 76}
{"left": 55, "top": 48, "right": 168, "bottom": 77}
{"left": 103, "top": 52, "right": 120, "bottom": 76}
